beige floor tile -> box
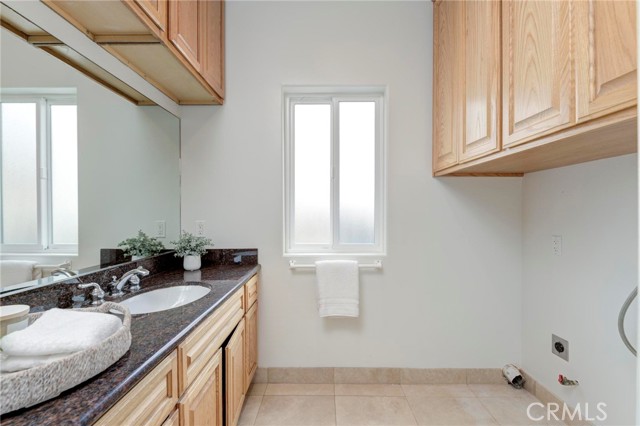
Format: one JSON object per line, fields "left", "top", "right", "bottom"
{"left": 268, "top": 368, "right": 334, "bottom": 384}
{"left": 254, "top": 396, "right": 336, "bottom": 426}
{"left": 335, "top": 368, "right": 401, "bottom": 384}
{"left": 407, "top": 396, "right": 497, "bottom": 426}
{"left": 469, "top": 384, "right": 536, "bottom": 400}
{"left": 248, "top": 383, "right": 267, "bottom": 396}
{"left": 335, "top": 396, "right": 417, "bottom": 426}
{"left": 335, "top": 384, "right": 405, "bottom": 396}
{"left": 402, "top": 384, "right": 474, "bottom": 398}
{"left": 479, "top": 397, "right": 548, "bottom": 425}
{"left": 265, "top": 383, "right": 335, "bottom": 396}
{"left": 238, "top": 396, "right": 263, "bottom": 426}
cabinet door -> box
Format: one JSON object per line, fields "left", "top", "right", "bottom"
{"left": 432, "top": 0, "right": 462, "bottom": 172}
{"left": 169, "top": 0, "right": 202, "bottom": 72}
{"left": 459, "top": 0, "right": 501, "bottom": 162}
{"left": 225, "top": 318, "right": 246, "bottom": 426}
{"left": 178, "top": 348, "right": 223, "bottom": 426}
{"left": 133, "top": 0, "right": 167, "bottom": 33}
{"left": 575, "top": 0, "right": 637, "bottom": 122}
{"left": 244, "top": 302, "right": 258, "bottom": 392}
{"left": 95, "top": 351, "right": 179, "bottom": 426}
{"left": 502, "top": 0, "right": 573, "bottom": 147}
{"left": 202, "top": 0, "right": 225, "bottom": 97}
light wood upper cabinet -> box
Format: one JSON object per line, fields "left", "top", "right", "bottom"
{"left": 132, "top": 0, "right": 167, "bottom": 34}
{"left": 432, "top": 0, "right": 462, "bottom": 172}
{"left": 226, "top": 318, "right": 246, "bottom": 426}
{"left": 460, "top": 0, "right": 501, "bottom": 162}
{"left": 575, "top": 0, "right": 637, "bottom": 122}
{"left": 202, "top": 0, "right": 225, "bottom": 98}
{"left": 502, "top": 0, "right": 573, "bottom": 147}
{"left": 178, "top": 348, "right": 224, "bottom": 426}
{"left": 169, "top": 0, "right": 203, "bottom": 73}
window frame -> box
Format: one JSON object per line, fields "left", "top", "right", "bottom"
{"left": 283, "top": 87, "right": 387, "bottom": 256}
{"left": 0, "top": 93, "right": 78, "bottom": 255}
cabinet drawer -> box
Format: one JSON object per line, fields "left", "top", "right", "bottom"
{"left": 244, "top": 275, "right": 258, "bottom": 312}
{"left": 178, "top": 288, "right": 244, "bottom": 394}
{"left": 95, "top": 351, "right": 178, "bottom": 426}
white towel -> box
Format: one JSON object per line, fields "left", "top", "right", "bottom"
{"left": 316, "top": 260, "right": 359, "bottom": 318}
{"left": 0, "top": 353, "right": 69, "bottom": 373}
{"left": 0, "top": 261, "right": 37, "bottom": 288}
{"left": 0, "top": 308, "right": 122, "bottom": 357}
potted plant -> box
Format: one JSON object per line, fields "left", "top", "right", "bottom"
{"left": 118, "top": 230, "right": 165, "bottom": 260}
{"left": 171, "top": 231, "right": 213, "bottom": 271}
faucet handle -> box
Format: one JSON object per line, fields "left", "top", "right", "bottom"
{"left": 78, "top": 283, "right": 105, "bottom": 305}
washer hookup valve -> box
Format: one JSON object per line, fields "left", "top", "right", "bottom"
{"left": 558, "top": 374, "right": 579, "bottom": 386}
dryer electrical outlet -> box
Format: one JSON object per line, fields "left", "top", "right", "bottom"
{"left": 552, "top": 334, "right": 569, "bottom": 361}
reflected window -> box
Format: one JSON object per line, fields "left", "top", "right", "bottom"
{"left": 0, "top": 93, "right": 78, "bottom": 253}
{"left": 284, "top": 88, "right": 386, "bottom": 254}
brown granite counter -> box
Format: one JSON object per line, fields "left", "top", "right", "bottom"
{"left": 0, "top": 261, "right": 260, "bottom": 426}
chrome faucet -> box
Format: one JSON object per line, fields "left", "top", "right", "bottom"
{"left": 110, "top": 266, "right": 149, "bottom": 297}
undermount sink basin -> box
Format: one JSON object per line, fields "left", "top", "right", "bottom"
{"left": 119, "top": 285, "right": 210, "bottom": 315}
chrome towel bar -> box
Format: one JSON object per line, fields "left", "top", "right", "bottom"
{"left": 288, "top": 260, "right": 383, "bottom": 270}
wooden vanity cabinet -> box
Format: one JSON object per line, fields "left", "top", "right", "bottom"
{"left": 94, "top": 351, "right": 179, "bottom": 426}
{"left": 225, "top": 318, "right": 246, "bottom": 426}
{"left": 93, "top": 275, "right": 258, "bottom": 426}
{"left": 178, "top": 348, "right": 224, "bottom": 426}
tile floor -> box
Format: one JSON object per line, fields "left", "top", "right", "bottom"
{"left": 238, "top": 383, "right": 564, "bottom": 426}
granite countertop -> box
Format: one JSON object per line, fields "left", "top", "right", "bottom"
{"left": 0, "top": 263, "right": 260, "bottom": 426}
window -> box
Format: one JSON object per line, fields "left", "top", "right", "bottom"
{"left": 0, "top": 93, "right": 78, "bottom": 254}
{"left": 284, "top": 87, "right": 386, "bottom": 255}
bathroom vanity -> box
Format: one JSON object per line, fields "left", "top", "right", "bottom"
{"left": 0, "top": 254, "right": 259, "bottom": 426}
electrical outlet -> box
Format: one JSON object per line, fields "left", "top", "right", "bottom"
{"left": 155, "top": 220, "right": 166, "bottom": 238}
{"left": 196, "top": 220, "right": 205, "bottom": 236}
{"left": 552, "top": 334, "right": 569, "bottom": 361}
{"left": 552, "top": 235, "right": 562, "bottom": 256}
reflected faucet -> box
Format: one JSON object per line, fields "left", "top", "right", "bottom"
{"left": 111, "top": 266, "right": 149, "bottom": 297}
{"left": 51, "top": 267, "right": 77, "bottom": 278}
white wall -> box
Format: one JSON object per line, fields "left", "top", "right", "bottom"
{"left": 181, "top": 1, "right": 523, "bottom": 368}
{"left": 522, "top": 154, "right": 638, "bottom": 426}
{"left": 0, "top": 30, "right": 180, "bottom": 269}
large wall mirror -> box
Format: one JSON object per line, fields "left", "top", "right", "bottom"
{"left": 0, "top": 21, "right": 180, "bottom": 292}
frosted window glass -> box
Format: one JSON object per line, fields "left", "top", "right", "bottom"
{"left": 293, "top": 104, "right": 331, "bottom": 245}
{"left": 50, "top": 105, "right": 78, "bottom": 245}
{"left": 338, "top": 102, "right": 376, "bottom": 244}
{"left": 1, "top": 103, "right": 39, "bottom": 244}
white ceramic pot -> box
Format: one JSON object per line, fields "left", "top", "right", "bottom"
{"left": 132, "top": 255, "right": 144, "bottom": 261}
{"left": 183, "top": 255, "right": 201, "bottom": 271}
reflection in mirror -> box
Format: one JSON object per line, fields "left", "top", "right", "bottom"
{"left": 0, "top": 27, "right": 180, "bottom": 293}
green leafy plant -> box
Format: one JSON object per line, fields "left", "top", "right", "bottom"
{"left": 171, "top": 231, "right": 213, "bottom": 257}
{"left": 118, "top": 230, "right": 165, "bottom": 257}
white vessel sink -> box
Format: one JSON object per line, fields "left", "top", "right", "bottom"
{"left": 119, "top": 285, "right": 210, "bottom": 315}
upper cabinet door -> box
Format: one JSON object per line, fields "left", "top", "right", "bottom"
{"left": 502, "top": 0, "right": 573, "bottom": 147}
{"left": 132, "top": 0, "right": 167, "bottom": 33}
{"left": 575, "top": 0, "right": 637, "bottom": 122}
{"left": 169, "top": 0, "right": 203, "bottom": 72}
{"left": 202, "top": 0, "right": 225, "bottom": 98}
{"left": 433, "top": 0, "right": 462, "bottom": 172}
{"left": 460, "top": 0, "right": 501, "bottom": 162}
